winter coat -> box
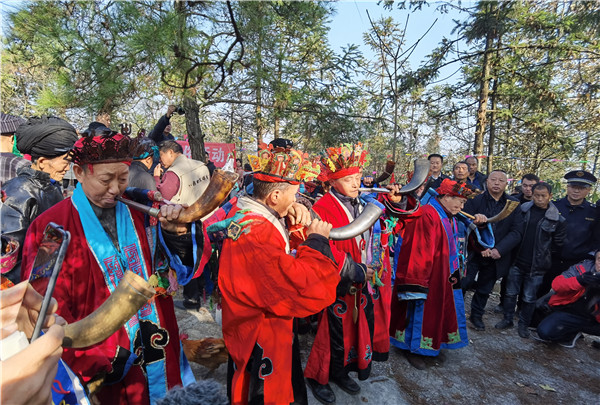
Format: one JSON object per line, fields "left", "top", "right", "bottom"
{"left": 511, "top": 201, "right": 568, "bottom": 275}
{"left": 0, "top": 166, "right": 64, "bottom": 282}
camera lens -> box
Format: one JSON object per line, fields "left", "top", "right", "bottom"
{"left": 176, "top": 106, "right": 186, "bottom": 115}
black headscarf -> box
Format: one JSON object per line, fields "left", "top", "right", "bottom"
{"left": 16, "top": 116, "right": 78, "bottom": 158}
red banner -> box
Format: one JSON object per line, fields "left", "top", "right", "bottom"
{"left": 176, "top": 141, "right": 235, "bottom": 168}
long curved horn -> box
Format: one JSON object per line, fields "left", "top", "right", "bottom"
{"left": 329, "top": 202, "right": 384, "bottom": 241}
{"left": 399, "top": 158, "right": 430, "bottom": 194}
{"left": 373, "top": 160, "right": 395, "bottom": 184}
{"left": 117, "top": 169, "right": 239, "bottom": 223}
{"left": 62, "top": 271, "right": 155, "bottom": 348}
{"left": 358, "top": 159, "right": 429, "bottom": 196}
{"left": 177, "top": 169, "right": 239, "bottom": 223}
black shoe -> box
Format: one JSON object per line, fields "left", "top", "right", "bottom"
{"left": 558, "top": 331, "right": 582, "bottom": 348}
{"left": 183, "top": 298, "right": 201, "bottom": 310}
{"left": 470, "top": 316, "right": 485, "bottom": 331}
{"left": 494, "top": 319, "right": 514, "bottom": 329}
{"left": 435, "top": 350, "right": 447, "bottom": 363}
{"left": 331, "top": 374, "right": 360, "bottom": 395}
{"left": 174, "top": 299, "right": 199, "bottom": 311}
{"left": 404, "top": 351, "right": 427, "bottom": 370}
{"left": 306, "top": 378, "right": 335, "bottom": 404}
{"left": 518, "top": 323, "right": 530, "bottom": 338}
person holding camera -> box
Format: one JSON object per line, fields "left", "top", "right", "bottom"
{"left": 0, "top": 281, "right": 77, "bottom": 405}
{"left": 536, "top": 249, "right": 600, "bottom": 347}
{"left": 148, "top": 105, "right": 184, "bottom": 144}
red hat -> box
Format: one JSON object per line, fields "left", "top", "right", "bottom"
{"left": 436, "top": 178, "right": 480, "bottom": 199}
{"left": 247, "top": 143, "right": 320, "bottom": 185}
{"left": 320, "top": 143, "right": 369, "bottom": 181}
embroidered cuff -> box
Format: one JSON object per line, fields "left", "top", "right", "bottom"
{"left": 398, "top": 292, "right": 427, "bottom": 301}
{"left": 302, "top": 234, "right": 336, "bottom": 264}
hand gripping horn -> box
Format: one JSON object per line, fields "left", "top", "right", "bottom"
{"left": 324, "top": 160, "right": 429, "bottom": 241}
{"left": 62, "top": 271, "right": 155, "bottom": 348}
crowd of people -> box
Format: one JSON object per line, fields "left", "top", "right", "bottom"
{"left": 1, "top": 108, "right": 599, "bottom": 405}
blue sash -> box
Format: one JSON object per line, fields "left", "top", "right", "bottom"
{"left": 71, "top": 185, "right": 168, "bottom": 403}
{"left": 52, "top": 359, "right": 91, "bottom": 405}
{"left": 429, "top": 198, "right": 460, "bottom": 274}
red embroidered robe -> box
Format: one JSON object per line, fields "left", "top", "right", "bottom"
{"left": 304, "top": 192, "right": 376, "bottom": 384}
{"left": 21, "top": 199, "right": 187, "bottom": 405}
{"left": 218, "top": 197, "right": 339, "bottom": 404}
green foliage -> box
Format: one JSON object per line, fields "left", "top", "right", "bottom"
{"left": 2, "top": 0, "right": 600, "bottom": 185}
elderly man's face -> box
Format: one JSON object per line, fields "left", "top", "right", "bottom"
{"left": 35, "top": 153, "right": 71, "bottom": 181}
{"left": 331, "top": 172, "right": 362, "bottom": 198}
{"left": 439, "top": 195, "right": 467, "bottom": 215}
{"left": 74, "top": 162, "right": 129, "bottom": 208}
{"left": 159, "top": 149, "right": 177, "bottom": 168}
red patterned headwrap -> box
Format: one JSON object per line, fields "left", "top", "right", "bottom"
{"left": 436, "top": 178, "right": 480, "bottom": 199}
{"left": 68, "top": 129, "right": 141, "bottom": 166}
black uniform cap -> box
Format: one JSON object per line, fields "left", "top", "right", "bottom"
{"left": 564, "top": 170, "right": 597, "bottom": 187}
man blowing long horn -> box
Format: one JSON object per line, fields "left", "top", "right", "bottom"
{"left": 21, "top": 129, "right": 206, "bottom": 404}
{"left": 217, "top": 144, "right": 340, "bottom": 405}
{"left": 305, "top": 143, "right": 420, "bottom": 404}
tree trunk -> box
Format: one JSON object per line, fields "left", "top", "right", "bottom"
{"left": 582, "top": 132, "right": 590, "bottom": 171}
{"left": 473, "top": 5, "right": 496, "bottom": 156}
{"left": 487, "top": 80, "right": 497, "bottom": 174}
{"left": 392, "top": 93, "right": 399, "bottom": 161}
{"left": 256, "top": 83, "right": 263, "bottom": 147}
{"left": 183, "top": 95, "right": 206, "bottom": 162}
{"left": 592, "top": 137, "right": 600, "bottom": 182}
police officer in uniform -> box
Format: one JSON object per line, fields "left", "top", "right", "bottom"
{"left": 540, "top": 170, "right": 598, "bottom": 297}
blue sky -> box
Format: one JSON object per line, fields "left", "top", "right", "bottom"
{"left": 328, "top": 0, "right": 467, "bottom": 73}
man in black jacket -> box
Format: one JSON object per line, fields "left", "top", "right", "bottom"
{"left": 423, "top": 153, "right": 449, "bottom": 191}
{"left": 128, "top": 137, "right": 158, "bottom": 191}
{"left": 539, "top": 170, "right": 599, "bottom": 298}
{"left": 0, "top": 116, "right": 78, "bottom": 282}
{"left": 496, "top": 183, "right": 567, "bottom": 338}
{"left": 466, "top": 156, "right": 487, "bottom": 191}
{"left": 462, "top": 170, "right": 521, "bottom": 331}
{"left": 516, "top": 173, "right": 540, "bottom": 204}
{"left": 148, "top": 105, "right": 177, "bottom": 144}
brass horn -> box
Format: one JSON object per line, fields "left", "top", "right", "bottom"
{"left": 63, "top": 271, "right": 155, "bottom": 348}
{"left": 117, "top": 169, "right": 239, "bottom": 223}
{"left": 177, "top": 169, "right": 238, "bottom": 223}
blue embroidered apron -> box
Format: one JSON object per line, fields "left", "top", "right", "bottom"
{"left": 72, "top": 185, "right": 169, "bottom": 403}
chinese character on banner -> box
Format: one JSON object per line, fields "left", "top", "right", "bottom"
{"left": 176, "top": 141, "right": 235, "bottom": 168}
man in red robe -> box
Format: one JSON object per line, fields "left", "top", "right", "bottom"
{"left": 218, "top": 144, "right": 340, "bottom": 405}
{"left": 390, "top": 179, "right": 486, "bottom": 369}
{"left": 304, "top": 144, "right": 417, "bottom": 404}
{"left": 21, "top": 129, "right": 204, "bottom": 404}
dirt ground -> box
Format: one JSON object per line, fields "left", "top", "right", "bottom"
{"left": 174, "top": 289, "right": 600, "bottom": 405}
